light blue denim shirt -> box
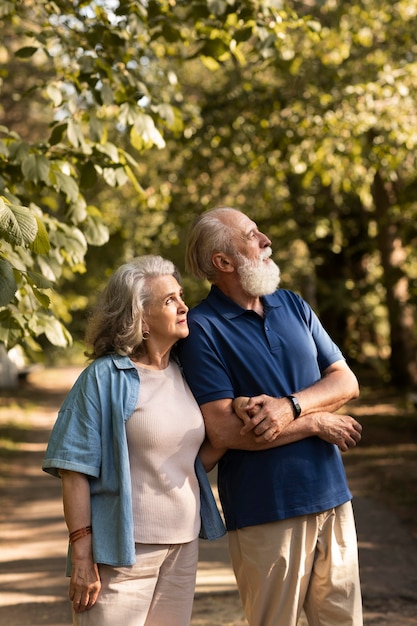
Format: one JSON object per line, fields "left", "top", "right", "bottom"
{"left": 42, "top": 353, "right": 225, "bottom": 569}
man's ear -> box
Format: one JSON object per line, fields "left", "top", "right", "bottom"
{"left": 212, "top": 253, "right": 234, "bottom": 273}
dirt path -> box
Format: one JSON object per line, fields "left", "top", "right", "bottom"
{"left": 1, "top": 367, "right": 417, "bottom": 625}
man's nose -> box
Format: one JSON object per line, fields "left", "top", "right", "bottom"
{"left": 259, "top": 232, "right": 271, "bottom": 247}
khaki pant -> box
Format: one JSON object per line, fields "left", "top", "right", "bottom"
{"left": 74, "top": 539, "right": 199, "bottom": 626}
{"left": 228, "top": 502, "right": 363, "bottom": 626}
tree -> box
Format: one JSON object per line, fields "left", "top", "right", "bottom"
{"left": 1, "top": 0, "right": 416, "bottom": 387}
{"left": 0, "top": 0, "right": 316, "bottom": 359}
{"left": 148, "top": 0, "right": 417, "bottom": 386}
{"left": 0, "top": 0, "right": 188, "bottom": 354}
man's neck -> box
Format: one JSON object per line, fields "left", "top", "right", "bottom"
{"left": 215, "top": 282, "right": 264, "bottom": 316}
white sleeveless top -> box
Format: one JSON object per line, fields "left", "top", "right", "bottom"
{"left": 126, "top": 360, "right": 205, "bottom": 543}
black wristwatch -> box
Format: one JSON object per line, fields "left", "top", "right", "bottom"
{"left": 286, "top": 395, "right": 302, "bottom": 418}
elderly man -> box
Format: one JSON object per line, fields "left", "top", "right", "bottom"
{"left": 178, "top": 207, "right": 363, "bottom": 626}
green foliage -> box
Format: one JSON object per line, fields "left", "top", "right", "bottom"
{"left": 0, "top": 0, "right": 181, "bottom": 350}
{"left": 0, "top": 0, "right": 416, "bottom": 385}
{"left": 0, "top": 0, "right": 312, "bottom": 353}
{"left": 147, "top": 0, "right": 417, "bottom": 383}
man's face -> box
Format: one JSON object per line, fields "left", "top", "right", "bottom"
{"left": 229, "top": 211, "right": 271, "bottom": 261}
{"left": 226, "top": 211, "right": 280, "bottom": 296}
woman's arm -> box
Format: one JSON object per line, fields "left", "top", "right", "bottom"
{"left": 198, "top": 437, "right": 227, "bottom": 472}
{"left": 59, "top": 470, "right": 101, "bottom": 613}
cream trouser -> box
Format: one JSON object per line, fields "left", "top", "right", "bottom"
{"left": 228, "top": 501, "right": 363, "bottom": 626}
{"left": 73, "top": 539, "right": 199, "bottom": 626}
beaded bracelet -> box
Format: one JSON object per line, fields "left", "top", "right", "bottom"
{"left": 69, "top": 525, "right": 92, "bottom": 544}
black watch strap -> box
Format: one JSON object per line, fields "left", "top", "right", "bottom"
{"left": 286, "top": 395, "right": 301, "bottom": 418}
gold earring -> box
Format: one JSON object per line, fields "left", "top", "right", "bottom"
{"left": 142, "top": 330, "right": 150, "bottom": 340}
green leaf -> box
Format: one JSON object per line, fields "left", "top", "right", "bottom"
{"left": 32, "top": 287, "right": 51, "bottom": 309}
{"left": 26, "top": 270, "right": 54, "bottom": 290}
{"left": 100, "top": 82, "right": 114, "bottom": 105}
{"left": 0, "top": 258, "right": 17, "bottom": 306}
{"left": 68, "top": 197, "right": 88, "bottom": 224}
{"left": 21, "top": 154, "right": 50, "bottom": 184}
{"left": 34, "top": 315, "right": 71, "bottom": 348}
{"left": 31, "top": 217, "right": 51, "bottom": 255}
{"left": 54, "top": 170, "right": 80, "bottom": 202}
{"left": 55, "top": 224, "right": 88, "bottom": 264}
{"left": 95, "top": 142, "right": 120, "bottom": 162}
{"left": 46, "top": 84, "right": 64, "bottom": 107}
{"left": 15, "top": 46, "right": 39, "bottom": 58}
{"left": 83, "top": 211, "right": 110, "bottom": 246}
{"left": 0, "top": 310, "right": 22, "bottom": 347}
{"left": 0, "top": 198, "right": 38, "bottom": 246}
{"left": 37, "top": 255, "right": 63, "bottom": 282}
{"left": 49, "top": 122, "right": 67, "bottom": 146}
{"left": 156, "top": 104, "right": 184, "bottom": 133}
{"left": 67, "top": 119, "right": 85, "bottom": 149}
{"left": 102, "top": 166, "right": 128, "bottom": 187}
{"left": 200, "top": 38, "right": 230, "bottom": 59}
{"left": 0, "top": 139, "right": 9, "bottom": 157}
{"left": 234, "top": 26, "right": 254, "bottom": 43}
{"left": 207, "top": 0, "right": 226, "bottom": 17}
{"left": 161, "top": 23, "right": 181, "bottom": 42}
{"left": 80, "top": 161, "right": 98, "bottom": 189}
{"left": 131, "top": 114, "right": 166, "bottom": 150}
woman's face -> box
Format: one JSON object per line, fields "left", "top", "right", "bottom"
{"left": 143, "top": 275, "right": 189, "bottom": 346}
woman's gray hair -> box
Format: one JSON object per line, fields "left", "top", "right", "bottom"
{"left": 185, "top": 207, "right": 237, "bottom": 281}
{"left": 85, "top": 255, "right": 181, "bottom": 360}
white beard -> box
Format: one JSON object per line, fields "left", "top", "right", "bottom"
{"left": 236, "top": 249, "right": 281, "bottom": 297}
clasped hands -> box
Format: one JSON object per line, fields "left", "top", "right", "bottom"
{"left": 232, "top": 395, "right": 362, "bottom": 451}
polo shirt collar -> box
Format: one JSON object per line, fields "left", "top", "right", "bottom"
{"left": 207, "top": 285, "right": 282, "bottom": 320}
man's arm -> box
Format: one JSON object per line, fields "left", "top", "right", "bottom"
{"left": 201, "top": 398, "right": 361, "bottom": 452}
{"left": 293, "top": 360, "right": 360, "bottom": 414}
{"left": 200, "top": 360, "right": 361, "bottom": 452}
{"left": 239, "top": 360, "right": 359, "bottom": 441}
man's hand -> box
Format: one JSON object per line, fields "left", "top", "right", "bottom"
{"left": 233, "top": 396, "right": 362, "bottom": 450}
{"left": 233, "top": 395, "right": 294, "bottom": 442}
{"left": 312, "top": 412, "right": 362, "bottom": 452}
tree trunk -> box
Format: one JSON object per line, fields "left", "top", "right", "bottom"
{"left": 372, "top": 172, "right": 417, "bottom": 388}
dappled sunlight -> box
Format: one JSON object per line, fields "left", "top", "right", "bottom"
{"left": 1, "top": 368, "right": 417, "bottom": 625}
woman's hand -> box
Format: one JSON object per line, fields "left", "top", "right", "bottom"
{"left": 69, "top": 555, "right": 101, "bottom": 613}
{"left": 59, "top": 470, "right": 101, "bottom": 612}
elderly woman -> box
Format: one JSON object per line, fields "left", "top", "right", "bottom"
{"left": 42, "top": 255, "right": 225, "bottom": 626}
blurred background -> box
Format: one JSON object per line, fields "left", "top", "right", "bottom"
{"left": 0, "top": 0, "right": 416, "bottom": 394}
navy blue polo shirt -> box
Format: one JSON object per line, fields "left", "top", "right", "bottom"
{"left": 178, "top": 286, "right": 352, "bottom": 530}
